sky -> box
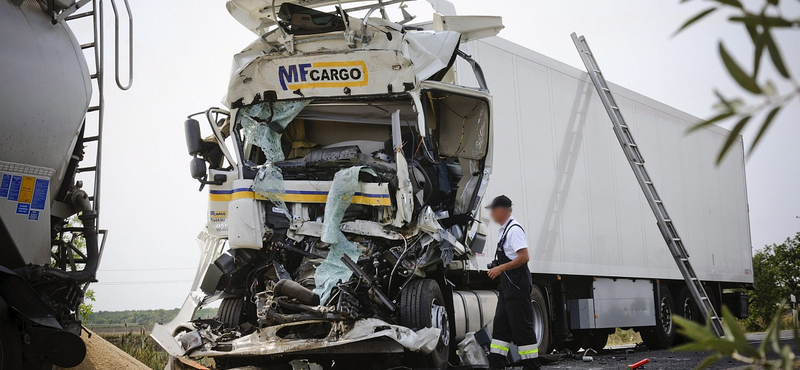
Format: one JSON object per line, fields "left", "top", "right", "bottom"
{"left": 80, "top": 0, "right": 800, "bottom": 311}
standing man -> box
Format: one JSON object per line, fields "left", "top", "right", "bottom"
{"left": 486, "top": 195, "right": 541, "bottom": 370}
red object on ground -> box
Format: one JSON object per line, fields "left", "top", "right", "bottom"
{"left": 626, "top": 358, "right": 650, "bottom": 369}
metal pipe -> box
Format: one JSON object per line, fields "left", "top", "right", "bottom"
{"left": 42, "top": 211, "right": 99, "bottom": 284}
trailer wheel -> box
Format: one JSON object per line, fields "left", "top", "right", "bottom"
{"left": 400, "top": 279, "right": 450, "bottom": 369}
{"left": 530, "top": 285, "right": 550, "bottom": 354}
{"left": 676, "top": 286, "right": 702, "bottom": 323}
{"left": 218, "top": 297, "right": 247, "bottom": 328}
{"left": 0, "top": 319, "right": 22, "bottom": 370}
{"left": 641, "top": 285, "right": 675, "bottom": 350}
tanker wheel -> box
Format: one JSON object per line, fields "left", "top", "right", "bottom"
{"left": 400, "top": 279, "right": 450, "bottom": 369}
{"left": 218, "top": 297, "right": 247, "bottom": 328}
{"left": 0, "top": 319, "right": 22, "bottom": 370}
{"left": 641, "top": 285, "right": 675, "bottom": 350}
{"left": 530, "top": 284, "right": 550, "bottom": 354}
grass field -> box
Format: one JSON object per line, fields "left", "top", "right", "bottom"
{"left": 100, "top": 328, "right": 169, "bottom": 370}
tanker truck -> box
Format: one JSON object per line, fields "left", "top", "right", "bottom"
{"left": 153, "top": 1, "right": 753, "bottom": 368}
{"left": 0, "top": 0, "right": 131, "bottom": 368}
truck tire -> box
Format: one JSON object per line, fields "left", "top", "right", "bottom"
{"left": 0, "top": 319, "right": 22, "bottom": 370}
{"left": 218, "top": 297, "right": 246, "bottom": 328}
{"left": 676, "top": 286, "right": 702, "bottom": 323}
{"left": 641, "top": 285, "right": 675, "bottom": 350}
{"left": 400, "top": 279, "right": 450, "bottom": 369}
{"left": 530, "top": 285, "right": 550, "bottom": 354}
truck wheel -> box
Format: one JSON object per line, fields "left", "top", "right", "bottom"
{"left": 676, "top": 286, "right": 702, "bottom": 323}
{"left": 530, "top": 285, "right": 550, "bottom": 354}
{"left": 0, "top": 319, "right": 22, "bottom": 370}
{"left": 400, "top": 279, "right": 450, "bottom": 369}
{"left": 218, "top": 297, "right": 247, "bottom": 328}
{"left": 641, "top": 285, "right": 675, "bottom": 350}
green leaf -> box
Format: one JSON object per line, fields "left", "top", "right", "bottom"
{"left": 696, "top": 353, "right": 724, "bottom": 370}
{"left": 717, "top": 115, "right": 750, "bottom": 164}
{"left": 675, "top": 7, "right": 717, "bottom": 34}
{"left": 714, "top": 0, "right": 743, "bottom": 8}
{"left": 687, "top": 111, "right": 735, "bottom": 133}
{"left": 761, "top": 16, "right": 794, "bottom": 28}
{"left": 722, "top": 306, "right": 748, "bottom": 343}
{"left": 764, "top": 31, "right": 790, "bottom": 78}
{"left": 749, "top": 106, "right": 781, "bottom": 153}
{"left": 729, "top": 15, "right": 760, "bottom": 26}
{"left": 753, "top": 31, "right": 766, "bottom": 77}
{"left": 674, "top": 315, "right": 716, "bottom": 341}
{"left": 719, "top": 42, "right": 762, "bottom": 94}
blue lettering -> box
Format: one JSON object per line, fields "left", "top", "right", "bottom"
{"left": 298, "top": 63, "right": 312, "bottom": 82}
{"left": 278, "top": 65, "right": 299, "bottom": 90}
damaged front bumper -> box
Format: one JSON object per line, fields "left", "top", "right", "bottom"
{"left": 192, "top": 318, "right": 439, "bottom": 357}
{"left": 155, "top": 313, "right": 440, "bottom": 359}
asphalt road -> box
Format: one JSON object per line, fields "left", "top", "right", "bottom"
{"left": 541, "top": 331, "right": 797, "bottom": 370}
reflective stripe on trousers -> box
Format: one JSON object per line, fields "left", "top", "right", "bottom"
{"left": 490, "top": 339, "right": 511, "bottom": 356}
{"left": 518, "top": 343, "right": 539, "bottom": 359}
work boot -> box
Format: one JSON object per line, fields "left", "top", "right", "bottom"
{"left": 520, "top": 358, "right": 542, "bottom": 370}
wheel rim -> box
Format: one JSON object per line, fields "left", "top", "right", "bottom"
{"left": 531, "top": 299, "right": 545, "bottom": 345}
{"left": 431, "top": 298, "right": 449, "bottom": 348}
{"left": 660, "top": 297, "right": 673, "bottom": 334}
{"left": 682, "top": 298, "right": 696, "bottom": 321}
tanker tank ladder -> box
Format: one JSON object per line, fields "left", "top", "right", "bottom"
{"left": 55, "top": 0, "right": 133, "bottom": 285}
{"left": 570, "top": 33, "right": 725, "bottom": 338}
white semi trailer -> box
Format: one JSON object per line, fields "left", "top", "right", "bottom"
{"left": 154, "top": 1, "right": 753, "bottom": 368}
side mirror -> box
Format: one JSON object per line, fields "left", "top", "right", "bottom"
{"left": 184, "top": 118, "right": 203, "bottom": 156}
{"left": 190, "top": 157, "right": 207, "bottom": 180}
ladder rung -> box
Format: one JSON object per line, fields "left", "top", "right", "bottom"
{"left": 88, "top": 196, "right": 95, "bottom": 201}
{"left": 77, "top": 166, "right": 97, "bottom": 173}
{"left": 80, "top": 42, "right": 96, "bottom": 50}
{"left": 87, "top": 106, "right": 100, "bottom": 112}
{"left": 629, "top": 143, "right": 637, "bottom": 147}
{"left": 611, "top": 106, "right": 619, "bottom": 110}
{"left": 65, "top": 11, "right": 94, "bottom": 21}
{"left": 90, "top": 73, "right": 98, "bottom": 79}
{"left": 83, "top": 136, "right": 99, "bottom": 143}
{"left": 635, "top": 162, "right": 644, "bottom": 166}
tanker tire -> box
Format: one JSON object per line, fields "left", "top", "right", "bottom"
{"left": 530, "top": 284, "right": 551, "bottom": 354}
{"left": 0, "top": 319, "right": 22, "bottom": 370}
{"left": 218, "top": 297, "right": 246, "bottom": 328}
{"left": 641, "top": 285, "right": 675, "bottom": 350}
{"left": 400, "top": 279, "right": 450, "bottom": 369}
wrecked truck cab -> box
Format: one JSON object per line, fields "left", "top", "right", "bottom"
{"left": 154, "top": 1, "right": 502, "bottom": 368}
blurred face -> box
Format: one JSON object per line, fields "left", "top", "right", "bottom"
{"left": 490, "top": 207, "right": 511, "bottom": 225}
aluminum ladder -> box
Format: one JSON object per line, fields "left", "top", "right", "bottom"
{"left": 571, "top": 33, "right": 725, "bottom": 337}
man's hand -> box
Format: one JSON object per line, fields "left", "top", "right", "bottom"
{"left": 488, "top": 264, "right": 505, "bottom": 279}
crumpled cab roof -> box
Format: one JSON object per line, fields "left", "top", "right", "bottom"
{"left": 226, "top": 0, "right": 455, "bottom": 35}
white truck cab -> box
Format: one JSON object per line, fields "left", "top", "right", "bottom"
{"left": 154, "top": 1, "right": 505, "bottom": 368}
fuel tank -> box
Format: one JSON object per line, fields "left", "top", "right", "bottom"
{"left": 0, "top": 0, "right": 91, "bottom": 266}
